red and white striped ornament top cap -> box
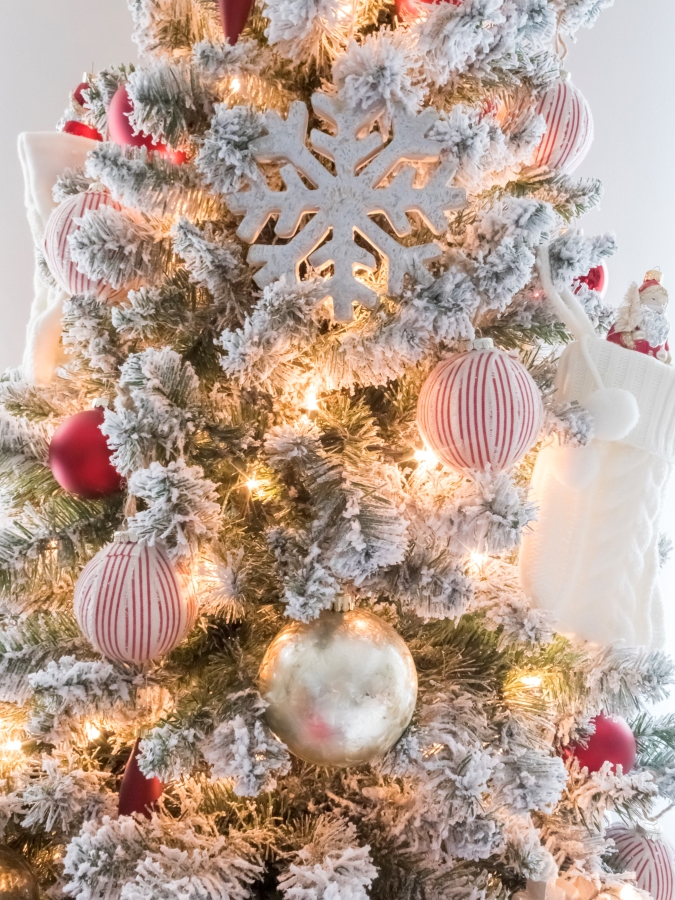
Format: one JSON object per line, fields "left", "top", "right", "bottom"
{"left": 43, "top": 190, "right": 121, "bottom": 297}
{"left": 533, "top": 73, "right": 594, "bottom": 174}
{"left": 417, "top": 341, "right": 544, "bottom": 475}
{"left": 74, "top": 539, "right": 198, "bottom": 664}
{"left": 608, "top": 826, "right": 675, "bottom": 900}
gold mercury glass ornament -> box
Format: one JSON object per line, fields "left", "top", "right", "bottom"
{"left": 0, "top": 847, "right": 39, "bottom": 900}
{"left": 258, "top": 603, "right": 418, "bottom": 768}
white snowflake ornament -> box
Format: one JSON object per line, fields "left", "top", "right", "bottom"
{"left": 227, "top": 92, "right": 466, "bottom": 321}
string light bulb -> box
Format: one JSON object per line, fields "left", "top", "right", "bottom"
{"left": 619, "top": 887, "right": 642, "bottom": 900}
{"left": 519, "top": 674, "right": 543, "bottom": 688}
{"left": 231, "top": 77, "right": 241, "bottom": 93}
{"left": 246, "top": 477, "right": 260, "bottom": 494}
{"left": 413, "top": 448, "right": 438, "bottom": 467}
{"left": 84, "top": 721, "right": 102, "bottom": 741}
{"left": 305, "top": 386, "right": 320, "bottom": 412}
{"left": 469, "top": 551, "right": 488, "bottom": 571}
{"left": 1, "top": 739, "right": 22, "bottom": 759}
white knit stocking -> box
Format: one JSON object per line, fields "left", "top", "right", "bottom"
{"left": 519, "top": 338, "right": 675, "bottom": 648}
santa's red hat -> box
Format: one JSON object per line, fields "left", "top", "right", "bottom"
{"left": 639, "top": 268, "right": 664, "bottom": 292}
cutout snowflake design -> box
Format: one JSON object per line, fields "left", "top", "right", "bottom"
{"left": 228, "top": 92, "right": 467, "bottom": 321}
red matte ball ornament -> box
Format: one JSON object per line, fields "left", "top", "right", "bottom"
{"left": 108, "top": 84, "right": 157, "bottom": 151}
{"left": 568, "top": 714, "right": 636, "bottom": 774}
{"left": 49, "top": 408, "right": 122, "bottom": 499}
{"left": 118, "top": 740, "right": 163, "bottom": 818}
{"left": 63, "top": 120, "right": 103, "bottom": 142}
{"left": 107, "top": 84, "right": 186, "bottom": 164}
{"left": 574, "top": 262, "right": 608, "bottom": 298}
{"left": 395, "top": 0, "right": 460, "bottom": 18}
{"left": 219, "top": 0, "right": 255, "bottom": 44}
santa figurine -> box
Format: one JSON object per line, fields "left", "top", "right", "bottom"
{"left": 606, "top": 268, "right": 671, "bottom": 363}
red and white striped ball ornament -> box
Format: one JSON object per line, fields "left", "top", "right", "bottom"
{"left": 43, "top": 190, "right": 122, "bottom": 297}
{"left": 417, "top": 339, "right": 544, "bottom": 475}
{"left": 74, "top": 538, "right": 197, "bottom": 664}
{"left": 532, "top": 73, "right": 594, "bottom": 174}
{"left": 608, "top": 826, "right": 675, "bottom": 900}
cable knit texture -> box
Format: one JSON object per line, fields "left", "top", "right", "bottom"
{"left": 519, "top": 337, "right": 675, "bottom": 648}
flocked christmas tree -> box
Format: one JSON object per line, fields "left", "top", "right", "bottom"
{"left": 2, "top": 0, "right": 675, "bottom": 898}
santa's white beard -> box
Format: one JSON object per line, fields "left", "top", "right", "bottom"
{"left": 640, "top": 306, "right": 669, "bottom": 346}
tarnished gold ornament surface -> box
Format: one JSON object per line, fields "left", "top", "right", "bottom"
{"left": 258, "top": 608, "right": 418, "bottom": 767}
{"left": 0, "top": 847, "right": 39, "bottom": 900}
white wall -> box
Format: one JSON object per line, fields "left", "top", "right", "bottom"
{"left": 567, "top": 0, "right": 675, "bottom": 297}
{"left": 0, "top": 1, "right": 136, "bottom": 369}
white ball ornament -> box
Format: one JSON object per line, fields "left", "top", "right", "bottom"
{"left": 258, "top": 608, "right": 418, "bottom": 768}
{"left": 43, "top": 190, "right": 122, "bottom": 297}
{"left": 584, "top": 388, "right": 640, "bottom": 442}
{"left": 532, "top": 74, "right": 594, "bottom": 174}
{"left": 608, "top": 826, "right": 675, "bottom": 900}
{"left": 417, "top": 340, "right": 544, "bottom": 475}
{"left": 74, "top": 538, "right": 198, "bottom": 664}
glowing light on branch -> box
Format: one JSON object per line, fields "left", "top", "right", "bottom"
{"left": 519, "top": 674, "right": 543, "bottom": 688}
{"left": 413, "top": 448, "right": 438, "bottom": 467}
{"left": 305, "top": 386, "right": 320, "bottom": 412}
{"left": 619, "top": 887, "right": 642, "bottom": 900}
{"left": 84, "top": 721, "right": 102, "bottom": 741}
{"left": 1, "top": 739, "right": 22, "bottom": 759}
{"left": 469, "top": 551, "right": 488, "bottom": 571}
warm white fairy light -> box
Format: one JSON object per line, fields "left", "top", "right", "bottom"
{"left": 413, "top": 448, "right": 438, "bottom": 467}
{"left": 469, "top": 551, "right": 488, "bottom": 569}
{"left": 84, "top": 721, "right": 102, "bottom": 741}
{"left": 1, "top": 739, "right": 22, "bottom": 758}
{"left": 519, "top": 674, "right": 543, "bottom": 688}
{"left": 231, "top": 77, "right": 241, "bottom": 93}
{"left": 619, "top": 887, "right": 642, "bottom": 900}
{"left": 246, "top": 477, "right": 261, "bottom": 493}
{"left": 305, "top": 386, "right": 320, "bottom": 412}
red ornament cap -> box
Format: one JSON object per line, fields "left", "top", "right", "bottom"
{"left": 49, "top": 407, "right": 122, "bottom": 499}
{"left": 118, "top": 739, "right": 163, "bottom": 818}
{"left": 568, "top": 714, "right": 636, "bottom": 774}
